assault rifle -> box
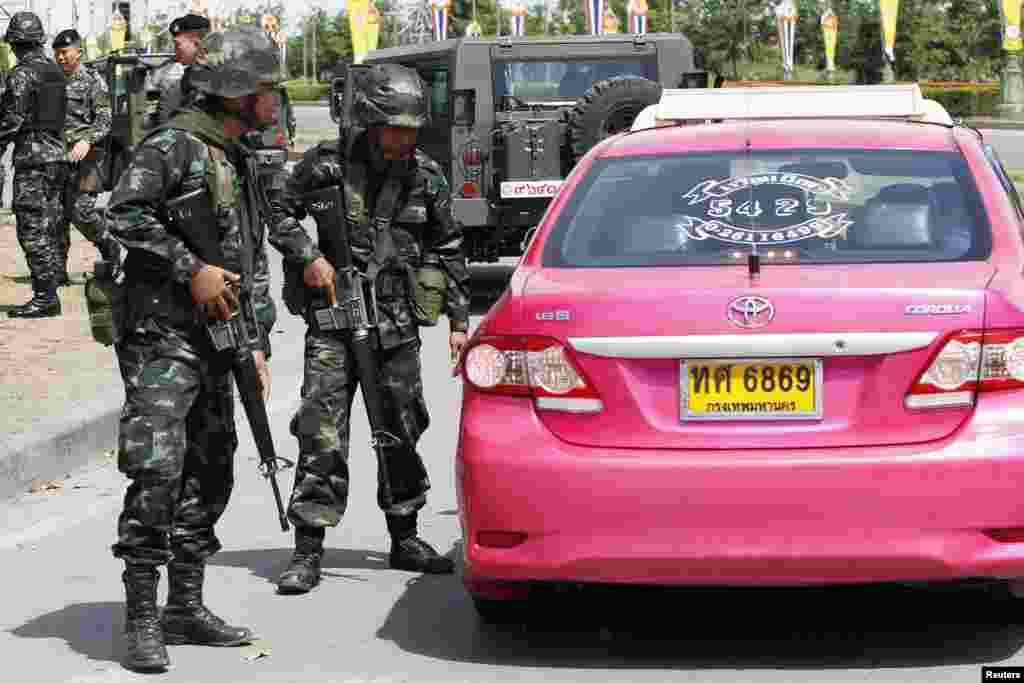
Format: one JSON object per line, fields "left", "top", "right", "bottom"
{"left": 165, "top": 151, "right": 293, "bottom": 533}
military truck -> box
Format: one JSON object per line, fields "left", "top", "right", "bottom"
{"left": 335, "top": 33, "right": 706, "bottom": 263}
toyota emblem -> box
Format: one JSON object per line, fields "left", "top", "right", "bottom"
{"left": 727, "top": 296, "right": 775, "bottom": 329}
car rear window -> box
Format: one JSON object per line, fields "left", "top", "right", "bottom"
{"left": 542, "top": 149, "right": 993, "bottom": 267}
{"left": 493, "top": 59, "right": 656, "bottom": 101}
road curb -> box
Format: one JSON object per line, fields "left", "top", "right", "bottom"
{"left": 0, "top": 399, "right": 120, "bottom": 501}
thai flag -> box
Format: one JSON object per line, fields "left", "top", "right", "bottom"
{"left": 512, "top": 14, "right": 525, "bottom": 37}
{"left": 433, "top": 4, "right": 448, "bottom": 41}
{"left": 632, "top": 15, "right": 646, "bottom": 34}
{"left": 586, "top": 0, "right": 606, "bottom": 36}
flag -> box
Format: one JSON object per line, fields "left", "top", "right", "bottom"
{"left": 585, "top": 0, "right": 606, "bottom": 36}
{"left": 628, "top": 0, "right": 648, "bottom": 35}
{"left": 879, "top": 0, "right": 899, "bottom": 63}
{"left": 111, "top": 9, "right": 127, "bottom": 52}
{"left": 821, "top": 7, "right": 839, "bottom": 71}
{"left": 350, "top": 0, "right": 371, "bottom": 63}
{"left": 367, "top": 2, "right": 381, "bottom": 53}
{"left": 998, "top": 0, "right": 1022, "bottom": 52}
{"left": 432, "top": 0, "right": 450, "bottom": 41}
{"left": 775, "top": 0, "right": 797, "bottom": 75}
{"left": 510, "top": 4, "right": 526, "bottom": 37}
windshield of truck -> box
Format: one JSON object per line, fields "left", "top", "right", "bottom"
{"left": 493, "top": 59, "right": 656, "bottom": 102}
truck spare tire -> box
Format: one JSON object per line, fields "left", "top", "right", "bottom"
{"left": 567, "top": 75, "right": 663, "bottom": 162}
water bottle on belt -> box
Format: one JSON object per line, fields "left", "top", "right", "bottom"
{"left": 84, "top": 259, "right": 123, "bottom": 346}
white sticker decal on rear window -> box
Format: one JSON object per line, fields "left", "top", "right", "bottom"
{"left": 678, "top": 174, "right": 855, "bottom": 246}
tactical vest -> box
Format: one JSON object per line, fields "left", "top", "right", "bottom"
{"left": 26, "top": 60, "right": 66, "bottom": 135}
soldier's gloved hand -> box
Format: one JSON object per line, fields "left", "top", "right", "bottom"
{"left": 191, "top": 264, "right": 240, "bottom": 321}
{"left": 303, "top": 257, "right": 337, "bottom": 303}
{"left": 253, "top": 350, "right": 270, "bottom": 401}
{"left": 69, "top": 140, "right": 91, "bottom": 163}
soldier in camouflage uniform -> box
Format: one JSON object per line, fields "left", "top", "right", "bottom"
{"left": 270, "top": 63, "right": 471, "bottom": 595}
{"left": 145, "top": 13, "right": 210, "bottom": 129}
{"left": 2, "top": 12, "right": 67, "bottom": 319}
{"left": 52, "top": 29, "right": 123, "bottom": 286}
{"left": 105, "top": 25, "right": 295, "bottom": 673}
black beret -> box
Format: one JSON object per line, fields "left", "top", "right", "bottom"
{"left": 169, "top": 14, "right": 211, "bottom": 36}
{"left": 51, "top": 28, "right": 81, "bottom": 49}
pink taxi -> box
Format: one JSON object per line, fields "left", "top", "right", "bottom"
{"left": 455, "top": 85, "right": 1024, "bottom": 621}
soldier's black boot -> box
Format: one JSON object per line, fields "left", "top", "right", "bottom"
{"left": 277, "top": 526, "right": 324, "bottom": 594}
{"left": 8, "top": 288, "right": 61, "bottom": 318}
{"left": 387, "top": 513, "right": 455, "bottom": 574}
{"left": 161, "top": 561, "right": 254, "bottom": 646}
{"left": 121, "top": 562, "right": 170, "bottom": 673}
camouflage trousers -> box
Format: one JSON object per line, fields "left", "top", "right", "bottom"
{"left": 58, "top": 172, "right": 117, "bottom": 270}
{"left": 13, "top": 163, "right": 66, "bottom": 291}
{"left": 287, "top": 332, "right": 431, "bottom": 528}
{"left": 111, "top": 320, "right": 239, "bottom": 566}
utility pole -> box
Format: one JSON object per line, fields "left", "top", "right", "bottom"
{"left": 312, "top": 9, "right": 318, "bottom": 83}
{"left": 302, "top": 13, "right": 308, "bottom": 81}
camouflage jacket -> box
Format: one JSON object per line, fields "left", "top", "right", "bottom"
{"left": 63, "top": 65, "right": 111, "bottom": 147}
{"left": 107, "top": 109, "right": 302, "bottom": 357}
{"left": 272, "top": 136, "right": 470, "bottom": 349}
{"left": 0, "top": 49, "right": 66, "bottom": 166}
{"left": 145, "top": 59, "right": 186, "bottom": 128}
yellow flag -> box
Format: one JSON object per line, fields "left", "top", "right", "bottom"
{"left": 879, "top": 0, "right": 899, "bottom": 63}
{"left": 111, "top": 10, "right": 127, "bottom": 52}
{"left": 999, "top": 0, "right": 1023, "bottom": 51}
{"left": 821, "top": 10, "right": 839, "bottom": 71}
{"left": 367, "top": 3, "right": 381, "bottom": 53}
{"left": 350, "top": 0, "right": 370, "bottom": 64}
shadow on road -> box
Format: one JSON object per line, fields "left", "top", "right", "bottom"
{"left": 209, "top": 547, "right": 392, "bottom": 587}
{"left": 375, "top": 543, "right": 1024, "bottom": 670}
{"left": 9, "top": 601, "right": 123, "bottom": 666}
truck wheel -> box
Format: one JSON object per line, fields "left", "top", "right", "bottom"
{"left": 567, "top": 75, "right": 663, "bottom": 162}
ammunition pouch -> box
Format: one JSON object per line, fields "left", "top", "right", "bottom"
{"left": 412, "top": 261, "right": 448, "bottom": 327}
{"left": 165, "top": 187, "right": 222, "bottom": 261}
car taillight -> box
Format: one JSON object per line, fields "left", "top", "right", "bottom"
{"left": 460, "top": 144, "right": 483, "bottom": 198}
{"left": 461, "top": 336, "right": 603, "bottom": 413}
{"left": 906, "top": 328, "right": 1024, "bottom": 409}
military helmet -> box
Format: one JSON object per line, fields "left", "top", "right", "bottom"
{"left": 4, "top": 12, "right": 45, "bottom": 46}
{"left": 188, "top": 24, "right": 282, "bottom": 99}
{"left": 352, "top": 64, "right": 429, "bottom": 130}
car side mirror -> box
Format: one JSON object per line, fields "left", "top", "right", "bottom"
{"left": 452, "top": 89, "right": 476, "bottom": 128}
{"left": 329, "top": 76, "right": 346, "bottom": 124}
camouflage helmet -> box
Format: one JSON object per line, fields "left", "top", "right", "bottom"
{"left": 4, "top": 12, "right": 45, "bottom": 46}
{"left": 188, "top": 23, "right": 282, "bottom": 99}
{"left": 352, "top": 64, "right": 429, "bottom": 130}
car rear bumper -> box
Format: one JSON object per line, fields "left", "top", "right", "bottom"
{"left": 457, "top": 392, "right": 1024, "bottom": 593}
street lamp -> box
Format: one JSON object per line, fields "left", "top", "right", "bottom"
{"left": 997, "top": 0, "right": 1024, "bottom": 119}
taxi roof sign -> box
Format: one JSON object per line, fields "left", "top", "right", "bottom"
{"left": 654, "top": 84, "right": 951, "bottom": 125}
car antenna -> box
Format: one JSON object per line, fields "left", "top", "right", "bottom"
{"left": 745, "top": 134, "right": 760, "bottom": 280}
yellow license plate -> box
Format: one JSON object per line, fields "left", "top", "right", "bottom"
{"left": 681, "top": 359, "right": 823, "bottom": 421}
